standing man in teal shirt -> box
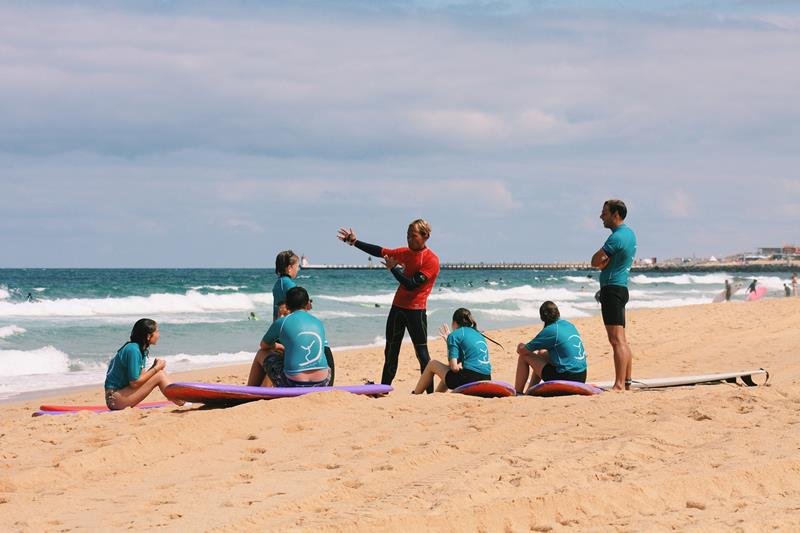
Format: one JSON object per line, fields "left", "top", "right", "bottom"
{"left": 591, "top": 199, "right": 637, "bottom": 390}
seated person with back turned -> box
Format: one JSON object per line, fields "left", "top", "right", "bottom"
{"left": 247, "top": 286, "right": 333, "bottom": 388}
{"left": 515, "top": 301, "right": 588, "bottom": 394}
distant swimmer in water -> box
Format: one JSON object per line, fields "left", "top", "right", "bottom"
{"left": 104, "top": 319, "right": 183, "bottom": 409}
{"left": 338, "top": 219, "right": 440, "bottom": 392}
{"left": 26, "top": 292, "right": 34, "bottom": 302}
{"left": 249, "top": 312, "right": 258, "bottom": 321}
{"left": 784, "top": 284, "right": 791, "bottom": 297}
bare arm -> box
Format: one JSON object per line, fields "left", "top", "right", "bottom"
{"left": 591, "top": 248, "right": 610, "bottom": 270}
{"left": 128, "top": 358, "right": 165, "bottom": 388}
{"left": 449, "top": 358, "right": 462, "bottom": 372}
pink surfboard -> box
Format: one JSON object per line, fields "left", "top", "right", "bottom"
{"left": 745, "top": 286, "right": 768, "bottom": 301}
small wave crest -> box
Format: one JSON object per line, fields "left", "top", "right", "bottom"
{"left": 0, "top": 325, "right": 26, "bottom": 339}
{"left": 481, "top": 301, "right": 590, "bottom": 320}
{"left": 188, "top": 285, "right": 246, "bottom": 291}
{"left": 0, "top": 290, "right": 275, "bottom": 318}
{"left": 630, "top": 273, "right": 735, "bottom": 285}
{"left": 0, "top": 286, "right": 10, "bottom": 300}
{"left": 429, "top": 285, "right": 582, "bottom": 304}
{"left": 0, "top": 346, "right": 71, "bottom": 376}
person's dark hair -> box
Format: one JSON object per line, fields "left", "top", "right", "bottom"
{"left": 452, "top": 308, "right": 477, "bottom": 329}
{"left": 539, "top": 301, "right": 560, "bottom": 325}
{"left": 452, "top": 308, "right": 504, "bottom": 349}
{"left": 285, "top": 286, "right": 310, "bottom": 311}
{"left": 275, "top": 250, "right": 299, "bottom": 276}
{"left": 604, "top": 199, "right": 627, "bottom": 220}
{"left": 122, "top": 318, "right": 158, "bottom": 355}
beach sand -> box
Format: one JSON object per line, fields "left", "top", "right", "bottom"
{"left": 1, "top": 298, "right": 799, "bottom": 532}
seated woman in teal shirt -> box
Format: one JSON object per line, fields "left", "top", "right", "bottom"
{"left": 515, "top": 301, "right": 588, "bottom": 394}
{"left": 104, "top": 318, "right": 183, "bottom": 409}
{"left": 413, "top": 308, "right": 495, "bottom": 393}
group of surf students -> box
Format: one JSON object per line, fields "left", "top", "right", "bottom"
{"left": 103, "top": 199, "right": 636, "bottom": 409}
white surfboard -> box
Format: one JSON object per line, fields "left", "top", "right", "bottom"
{"left": 593, "top": 368, "right": 769, "bottom": 390}
{"left": 712, "top": 281, "right": 744, "bottom": 303}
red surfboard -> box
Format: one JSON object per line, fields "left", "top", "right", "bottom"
{"left": 527, "top": 380, "right": 603, "bottom": 397}
{"left": 452, "top": 380, "right": 516, "bottom": 398}
{"left": 39, "top": 401, "right": 171, "bottom": 412}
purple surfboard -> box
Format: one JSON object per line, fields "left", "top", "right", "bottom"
{"left": 527, "top": 380, "right": 603, "bottom": 397}
{"left": 452, "top": 380, "right": 516, "bottom": 398}
{"left": 164, "top": 382, "right": 393, "bottom": 405}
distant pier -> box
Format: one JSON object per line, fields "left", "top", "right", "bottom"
{"left": 302, "top": 262, "right": 593, "bottom": 270}
{"left": 300, "top": 261, "right": 799, "bottom": 272}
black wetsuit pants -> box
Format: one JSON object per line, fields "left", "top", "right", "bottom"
{"left": 382, "top": 305, "right": 432, "bottom": 393}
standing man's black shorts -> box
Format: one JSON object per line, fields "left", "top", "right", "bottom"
{"left": 599, "top": 285, "right": 629, "bottom": 327}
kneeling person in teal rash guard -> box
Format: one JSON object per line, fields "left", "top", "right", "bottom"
{"left": 247, "top": 286, "right": 333, "bottom": 388}
{"left": 515, "top": 301, "right": 587, "bottom": 394}
{"left": 104, "top": 318, "right": 183, "bottom": 410}
{"left": 413, "top": 308, "right": 494, "bottom": 394}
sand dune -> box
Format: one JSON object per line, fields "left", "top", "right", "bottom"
{"left": 2, "top": 298, "right": 799, "bottom": 531}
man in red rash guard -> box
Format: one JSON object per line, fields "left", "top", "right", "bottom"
{"left": 338, "top": 219, "right": 440, "bottom": 392}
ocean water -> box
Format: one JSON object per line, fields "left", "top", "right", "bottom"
{"left": 0, "top": 268, "right": 793, "bottom": 400}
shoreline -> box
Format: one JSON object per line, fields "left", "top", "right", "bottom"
{"left": 4, "top": 297, "right": 793, "bottom": 407}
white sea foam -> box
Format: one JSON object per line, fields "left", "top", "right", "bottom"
{"left": 0, "top": 325, "right": 26, "bottom": 339}
{"left": 0, "top": 346, "right": 71, "bottom": 377}
{"left": 317, "top": 293, "right": 396, "bottom": 306}
{"left": 163, "top": 350, "right": 254, "bottom": 371}
{"left": 33, "top": 288, "right": 47, "bottom": 292}
{"left": 188, "top": 285, "right": 246, "bottom": 291}
{"left": 0, "top": 290, "right": 275, "bottom": 318}
{"left": 564, "top": 276, "right": 599, "bottom": 285}
{"left": 627, "top": 297, "right": 715, "bottom": 309}
{"left": 630, "top": 273, "right": 736, "bottom": 285}
{"left": 314, "top": 310, "right": 377, "bottom": 319}
{"left": 0, "top": 286, "right": 10, "bottom": 300}
{"left": 481, "top": 301, "right": 591, "bottom": 319}
{"left": 429, "top": 286, "right": 582, "bottom": 304}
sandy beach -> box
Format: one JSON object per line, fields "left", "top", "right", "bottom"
{"left": 1, "top": 298, "right": 799, "bottom": 532}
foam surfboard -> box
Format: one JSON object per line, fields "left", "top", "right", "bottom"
{"left": 592, "top": 368, "right": 769, "bottom": 390}
{"left": 712, "top": 281, "right": 744, "bottom": 303}
{"left": 745, "top": 286, "right": 768, "bottom": 301}
{"left": 164, "top": 382, "right": 393, "bottom": 405}
{"left": 527, "top": 380, "right": 603, "bottom": 397}
{"left": 39, "top": 401, "right": 171, "bottom": 412}
{"left": 452, "top": 380, "right": 516, "bottom": 398}
{"left": 33, "top": 403, "right": 171, "bottom": 417}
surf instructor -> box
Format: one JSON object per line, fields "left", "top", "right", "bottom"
{"left": 591, "top": 199, "right": 637, "bottom": 391}
{"left": 338, "top": 219, "right": 440, "bottom": 392}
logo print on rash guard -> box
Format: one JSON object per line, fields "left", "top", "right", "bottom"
{"left": 476, "top": 340, "right": 490, "bottom": 365}
{"left": 568, "top": 334, "right": 586, "bottom": 360}
{"left": 297, "top": 331, "right": 323, "bottom": 367}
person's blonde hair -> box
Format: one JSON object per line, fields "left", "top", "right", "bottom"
{"left": 408, "top": 219, "right": 431, "bottom": 238}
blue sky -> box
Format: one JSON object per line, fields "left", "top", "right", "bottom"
{"left": 1, "top": 0, "right": 799, "bottom": 267}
